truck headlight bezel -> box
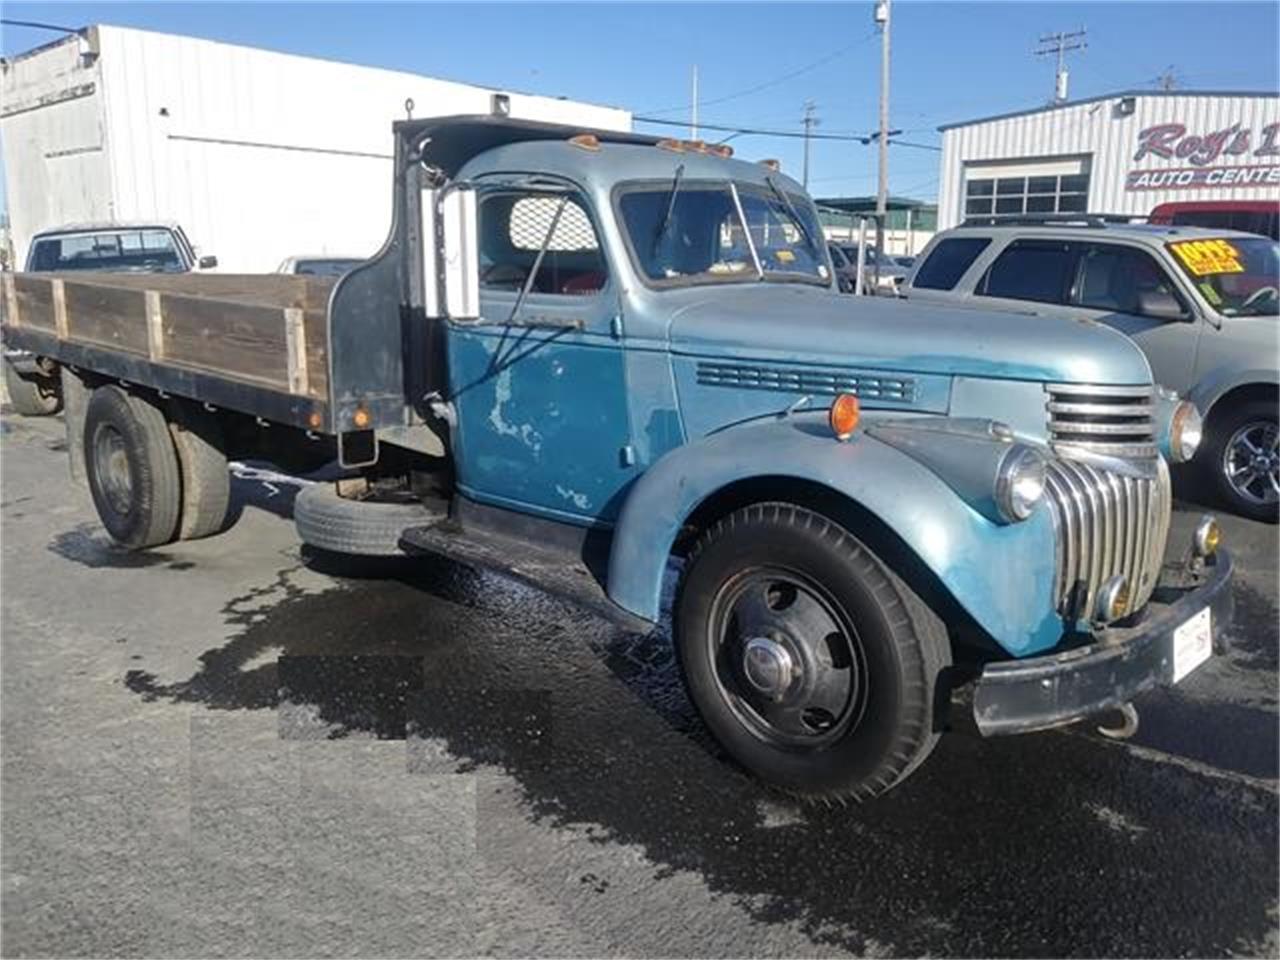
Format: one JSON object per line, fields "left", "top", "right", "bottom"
{"left": 995, "top": 444, "right": 1048, "bottom": 523}
{"left": 1169, "top": 401, "right": 1203, "bottom": 463}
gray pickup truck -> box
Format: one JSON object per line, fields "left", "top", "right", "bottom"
{"left": 4, "top": 221, "right": 216, "bottom": 416}
{"left": 905, "top": 217, "right": 1280, "bottom": 520}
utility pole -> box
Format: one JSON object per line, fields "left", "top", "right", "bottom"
{"left": 691, "top": 65, "right": 698, "bottom": 140}
{"left": 1156, "top": 65, "right": 1178, "bottom": 91}
{"left": 1034, "top": 28, "right": 1087, "bottom": 103}
{"left": 801, "top": 100, "right": 819, "bottom": 188}
{"left": 874, "top": 0, "right": 891, "bottom": 221}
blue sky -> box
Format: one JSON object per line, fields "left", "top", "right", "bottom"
{"left": 2, "top": 1, "right": 1278, "bottom": 203}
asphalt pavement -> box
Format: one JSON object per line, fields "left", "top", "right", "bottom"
{"left": 2, "top": 406, "right": 1277, "bottom": 958}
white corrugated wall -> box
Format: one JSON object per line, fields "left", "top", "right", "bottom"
{"left": 2, "top": 24, "right": 631, "bottom": 271}
{"left": 938, "top": 92, "right": 1279, "bottom": 227}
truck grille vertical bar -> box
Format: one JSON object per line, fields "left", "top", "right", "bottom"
{"left": 1043, "top": 457, "right": 1171, "bottom": 620}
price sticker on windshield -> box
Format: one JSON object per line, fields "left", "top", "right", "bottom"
{"left": 1168, "top": 239, "right": 1245, "bottom": 276}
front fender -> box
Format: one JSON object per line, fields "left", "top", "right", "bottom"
{"left": 1186, "top": 365, "right": 1279, "bottom": 416}
{"left": 608, "top": 412, "right": 1063, "bottom": 656}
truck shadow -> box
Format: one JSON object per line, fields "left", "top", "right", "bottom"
{"left": 118, "top": 548, "right": 1279, "bottom": 958}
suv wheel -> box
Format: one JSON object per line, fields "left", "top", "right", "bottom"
{"left": 1205, "top": 400, "right": 1278, "bottom": 522}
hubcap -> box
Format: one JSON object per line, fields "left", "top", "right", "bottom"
{"left": 742, "top": 636, "right": 796, "bottom": 700}
{"left": 1223, "top": 420, "right": 1279, "bottom": 506}
{"left": 94, "top": 425, "right": 133, "bottom": 515}
{"left": 708, "top": 568, "right": 866, "bottom": 748}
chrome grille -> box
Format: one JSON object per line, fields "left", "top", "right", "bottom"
{"left": 1045, "top": 383, "right": 1156, "bottom": 458}
{"left": 1043, "top": 457, "right": 1171, "bottom": 621}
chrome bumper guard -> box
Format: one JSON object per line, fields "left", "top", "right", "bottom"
{"left": 972, "top": 550, "right": 1233, "bottom": 737}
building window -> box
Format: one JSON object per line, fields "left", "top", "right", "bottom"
{"left": 964, "top": 172, "right": 1091, "bottom": 218}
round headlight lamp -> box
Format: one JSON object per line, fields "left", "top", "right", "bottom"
{"left": 1169, "top": 401, "right": 1203, "bottom": 463}
{"left": 995, "top": 444, "right": 1048, "bottom": 523}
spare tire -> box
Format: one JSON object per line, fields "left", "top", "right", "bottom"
{"left": 294, "top": 482, "right": 437, "bottom": 556}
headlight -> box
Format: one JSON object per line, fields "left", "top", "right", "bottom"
{"left": 1170, "top": 401, "right": 1203, "bottom": 463}
{"left": 995, "top": 444, "right": 1047, "bottom": 522}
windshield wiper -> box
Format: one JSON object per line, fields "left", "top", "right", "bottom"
{"left": 765, "top": 175, "right": 819, "bottom": 258}
{"left": 651, "top": 163, "right": 686, "bottom": 257}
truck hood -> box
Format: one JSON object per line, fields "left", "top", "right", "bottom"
{"left": 665, "top": 284, "right": 1153, "bottom": 385}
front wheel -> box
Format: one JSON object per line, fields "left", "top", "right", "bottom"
{"left": 674, "top": 503, "right": 951, "bottom": 802}
{"left": 1204, "top": 400, "right": 1278, "bottom": 522}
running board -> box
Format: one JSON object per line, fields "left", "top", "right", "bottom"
{"left": 399, "top": 521, "right": 656, "bottom": 635}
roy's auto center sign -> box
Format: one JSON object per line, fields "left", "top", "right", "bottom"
{"left": 1125, "top": 121, "right": 1280, "bottom": 190}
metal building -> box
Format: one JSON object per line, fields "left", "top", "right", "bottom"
{"left": 0, "top": 25, "right": 631, "bottom": 271}
{"left": 936, "top": 90, "right": 1279, "bottom": 229}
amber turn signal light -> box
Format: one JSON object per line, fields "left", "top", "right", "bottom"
{"left": 829, "top": 393, "right": 860, "bottom": 440}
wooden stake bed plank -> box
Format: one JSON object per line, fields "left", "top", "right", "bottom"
{"left": 13, "top": 276, "right": 56, "bottom": 332}
{"left": 284, "top": 306, "right": 309, "bottom": 396}
{"left": 40, "top": 272, "right": 337, "bottom": 309}
{"left": 158, "top": 291, "right": 291, "bottom": 390}
{"left": 64, "top": 283, "right": 150, "bottom": 354}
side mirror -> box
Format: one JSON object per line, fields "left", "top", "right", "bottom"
{"left": 198, "top": 255, "right": 218, "bottom": 269}
{"left": 421, "top": 183, "right": 479, "bottom": 321}
{"left": 1137, "top": 289, "right": 1190, "bottom": 321}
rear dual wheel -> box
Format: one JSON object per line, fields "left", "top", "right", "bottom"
{"left": 84, "top": 387, "right": 231, "bottom": 549}
{"left": 4, "top": 360, "right": 62, "bottom": 417}
{"left": 674, "top": 503, "right": 951, "bottom": 802}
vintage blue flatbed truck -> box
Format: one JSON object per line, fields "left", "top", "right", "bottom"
{"left": 0, "top": 115, "right": 1232, "bottom": 800}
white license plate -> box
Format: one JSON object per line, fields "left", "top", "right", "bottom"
{"left": 1172, "top": 607, "right": 1212, "bottom": 683}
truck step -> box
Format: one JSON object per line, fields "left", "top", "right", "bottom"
{"left": 399, "top": 521, "right": 655, "bottom": 635}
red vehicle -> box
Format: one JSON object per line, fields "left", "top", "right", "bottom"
{"left": 1149, "top": 200, "right": 1279, "bottom": 240}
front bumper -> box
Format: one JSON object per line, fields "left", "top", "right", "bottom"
{"left": 972, "top": 550, "right": 1233, "bottom": 736}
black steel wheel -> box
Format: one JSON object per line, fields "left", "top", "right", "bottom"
{"left": 83, "top": 386, "right": 182, "bottom": 549}
{"left": 675, "top": 502, "right": 951, "bottom": 801}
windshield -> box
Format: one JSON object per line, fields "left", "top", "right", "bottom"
{"left": 617, "top": 180, "right": 829, "bottom": 286}
{"left": 1167, "top": 237, "right": 1280, "bottom": 317}
{"left": 28, "top": 229, "right": 187, "bottom": 273}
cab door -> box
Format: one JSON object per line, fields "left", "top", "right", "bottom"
{"left": 445, "top": 181, "right": 636, "bottom": 523}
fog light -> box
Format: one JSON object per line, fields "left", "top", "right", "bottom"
{"left": 1097, "top": 575, "right": 1132, "bottom": 622}
{"left": 1193, "top": 515, "right": 1221, "bottom": 558}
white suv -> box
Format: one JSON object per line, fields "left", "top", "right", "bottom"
{"left": 905, "top": 216, "right": 1280, "bottom": 520}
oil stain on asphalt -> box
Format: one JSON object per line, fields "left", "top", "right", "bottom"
{"left": 117, "top": 548, "right": 1279, "bottom": 958}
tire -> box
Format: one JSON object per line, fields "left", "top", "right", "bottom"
{"left": 168, "top": 403, "right": 232, "bottom": 540}
{"left": 294, "top": 482, "right": 435, "bottom": 556}
{"left": 83, "top": 386, "right": 182, "bottom": 549}
{"left": 674, "top": 502, "right": 951, "bottom": 802}
{"left": 1203, "top": 400, "right": 1278, "bottom": 522}
{"left": 4, "top": 360, "right": 62, "bottom": 417}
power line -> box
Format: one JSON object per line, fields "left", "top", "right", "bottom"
{"left": 633, "top": 114, "right": 941, "bottom": 151}
{"left": 0, "top": 18, "right": 84, "bottom": 34}
{"left": 639, "top": 29, "right": 878, "bottom": 116}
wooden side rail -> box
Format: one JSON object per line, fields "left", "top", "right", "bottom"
{"left": 1, "top": 273, "right": 330, "bottom": 398}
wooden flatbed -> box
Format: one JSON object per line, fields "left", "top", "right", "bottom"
{"left": 1, "top": 272, "right": 338, "bottom": 429}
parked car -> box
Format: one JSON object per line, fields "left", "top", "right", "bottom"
{"left": 1149, "top": 201, "right": 1279, "bottom": 241}
{"left": 4, "top": 222, "right": 216, "bottom": 417}
{"left": 905, "top": 216, "right": 1279, "bottom": 520}
{"left": 277, "top": 255, "right": 364, "bottom": 277}
{"left": 1, "top": 117, "right": 1230, "bottom": 801}
{"left": 827, "top": 242, "right": 908, "bottom": 295}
